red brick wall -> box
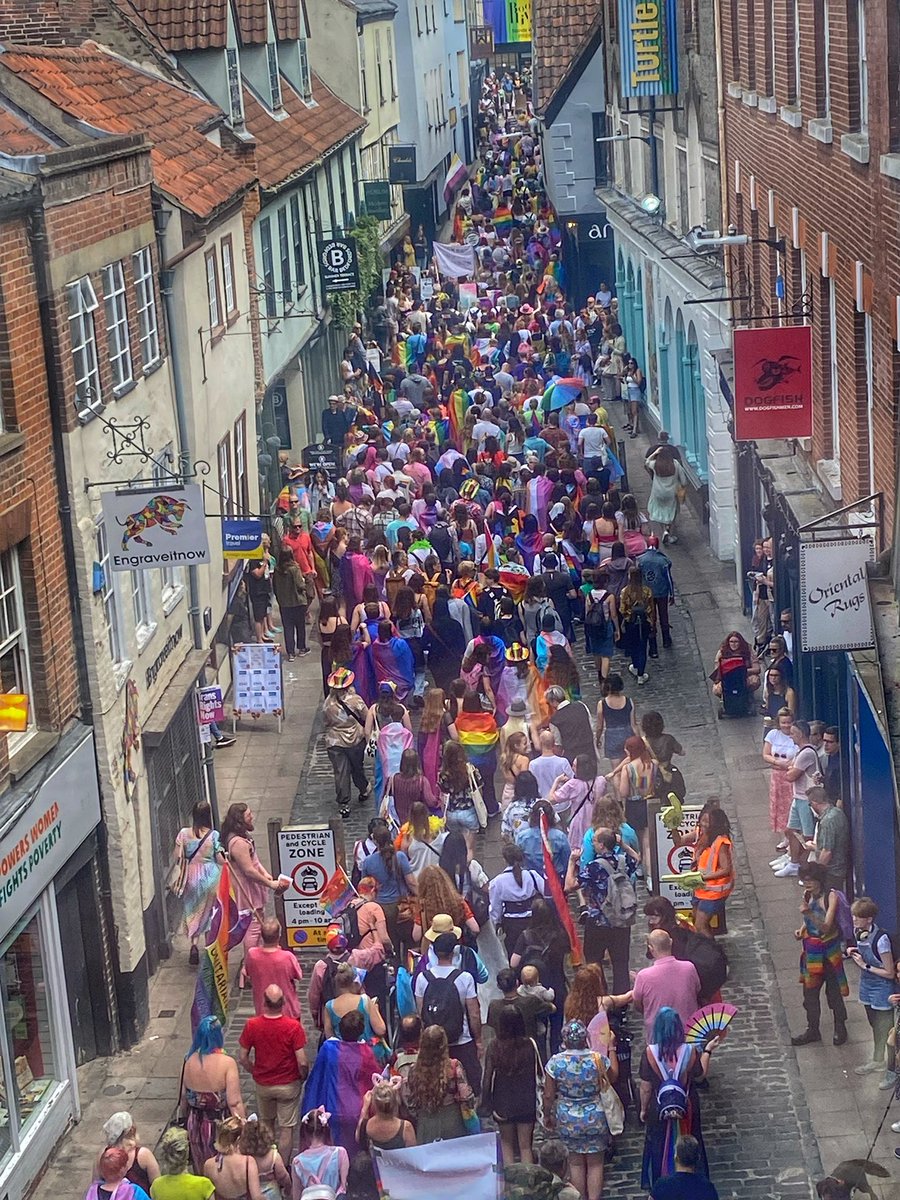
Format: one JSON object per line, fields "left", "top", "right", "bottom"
{"left": 0, "top": 214, "right": 81, "bottom": 789}
{"left": 721, "top": 0, "right": 900, "bottom": 527}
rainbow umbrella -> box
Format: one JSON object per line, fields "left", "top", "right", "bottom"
{"left": 547, "top": 377, "right": 586, "bottom": 411}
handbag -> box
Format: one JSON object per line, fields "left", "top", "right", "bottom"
{"left": 531, "top": 1038, "right": 545, "bottom": 1127}
{"left": 593, "top": 1052, "right": 625, "bottom": 1135}
{"left": 467, "top": 764, "right": 488, "bottom": 829}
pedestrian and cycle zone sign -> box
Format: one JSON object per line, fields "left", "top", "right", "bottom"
{"left": 648, "top": 801, "right": 702, "bottom": 913}
{"left": 276, "top": 824, "right": 338, "bottom": 948}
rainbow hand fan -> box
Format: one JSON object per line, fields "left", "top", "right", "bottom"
{"left": 684, "top": 1002, "right": 738, "bottom": 1048}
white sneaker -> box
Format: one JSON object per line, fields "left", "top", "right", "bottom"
{"left": 855, "top": 1060, "right": 884, "bottom": 1075}
{"left": 638, "top": 674, "right": 649, "bottom": 684}
{"left": 891, "top": 1120, "right": 900, "bottom": 1133}
{"left": 774, "top": 861, "right": 800, "bottom": 877}
{"left": 628, "top": 664, "right": 639, "bottom": 677}
{"left": 769, "top": 854, "right": 790, "bottom": 869}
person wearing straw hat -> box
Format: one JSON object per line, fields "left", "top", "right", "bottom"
{"left": 322, "top": 669, "right": 371, "bottom": 819}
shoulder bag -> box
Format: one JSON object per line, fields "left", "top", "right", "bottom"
{"left": 467, "top": 763, "right": 488, "bottom": 829}
{"left": 531, "top": 1037, "right": 546, "bottom": 1126}
{"left": 592, "top": 1051, "right": 625, "bottom": 1135}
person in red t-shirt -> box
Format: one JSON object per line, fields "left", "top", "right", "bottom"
{"left": 238, "top": 985, "right": 308, "bottom": 1161}
{"left": 244, "top": 919, "right": 304, "bottom": 1021}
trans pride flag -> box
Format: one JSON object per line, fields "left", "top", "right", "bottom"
{"left": 190, "top": 863, "right": 251, "bottom": 1032}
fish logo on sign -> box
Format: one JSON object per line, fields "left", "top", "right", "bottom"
{"left": 116, "top": 495, "right": 191, "bottom": 551}
{"left": 753, "top": 356, "right": 801, "bottom": 391}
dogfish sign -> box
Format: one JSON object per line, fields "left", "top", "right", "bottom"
{"left": 100, "top": 483, "right": 210, "bottom": 571}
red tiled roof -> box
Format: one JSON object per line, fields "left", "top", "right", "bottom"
{"left": 532, "top": 0, "right": 603, "bottom": 116}
{"left": 0, "top": 103, "right": 55, "bottom": 155}
{"left": 0, "top": 44, "right": 256, "bottom": 217}
{"left": 118, "top": 0, "right": 229, "bottom": 50}
{"left": 244, "top": 72, "right": 364, "bottom": 191}
{"left": 234, "top": 0, "right": 269, "bottom": 43}
{"left": 272, "top": 0, "right": 301, "bottom": 41}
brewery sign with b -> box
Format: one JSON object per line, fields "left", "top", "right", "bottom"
{"left": 275, "top": 823, "right": 339, "bottom": 948}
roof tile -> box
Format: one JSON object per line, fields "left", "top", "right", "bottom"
{"left": 532, "top": 0, "right": 602, "bottom": 115}
{"left": 0, "top": 103, "right": 55, "bottom": 155}
{"left": 244, "top": 72, "right": 365, "bottom": 191}
{"left": 119, "top": 0, "right": 229, "bottom": 50}
{"left": 0, "top": 44, "right": 255, "bottom": 217}
{"left": 272, "top": 0, "right": 300, "bottom": 41}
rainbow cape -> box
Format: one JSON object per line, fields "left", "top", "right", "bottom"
{"left": 499, "top": 566, "right": 529, "bottom": 603}
{"left": 190, "top": 863, "right": 250, "bottom": 1032}
{"left": 393, "top": 338, "right": 416, "bottom": 370}
{"left": 448, "top": 388, "right": 470, "bottom": 448}
{"left": 320, "top": 865, "right": 356, "bottom": 919}
{"left": 454, "top": 710, "right": 500, "bottom": 770}
{"left": 493, "top": 204, "right": 514, "bottom": 238}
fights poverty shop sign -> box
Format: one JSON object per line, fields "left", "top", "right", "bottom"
{"left": 618, "top": 0, "right": 678, "bottom": 97}
{"left": 100, "top": 484, "right": 210, "bottom": 572}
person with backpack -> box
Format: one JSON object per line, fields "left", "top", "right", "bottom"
{"left": 568, "top": 829, "right": 637, "bottom": 994}
{"left": 848, "top": 897, "right": 896, "bottom": 1087}
{"left": 618, "top": 566, "right": 655, "bottom": 685}
{"left": 413, "top": 930, "right": 483, "bottom": 1093}
{"left": 790, "top": 862, "right": 849, "bottom": 1047}
{"left": 490, "top": 844, "right": 549, "bottom": 955}
{"left": 307, "top": 926, "right": 386, "bottom": 1035}
{"left": 584, "top": 569, "right": 619, "bottom": 686}
{"left": 638, "top": 1007, "right": 717, "bottom": 1190}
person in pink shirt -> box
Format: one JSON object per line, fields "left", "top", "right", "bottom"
{"left": 602, "top": 928, "right": 701, "bottom": 1040}
{"left": 402, "top": 448, "right": 433, "bottom": 498}
{"left": 244, "top": 918, "right": 304, "bottom": 1020}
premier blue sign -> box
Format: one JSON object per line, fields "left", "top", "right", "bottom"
{"left": 222, "top": 517, "right": 264, "bottom": 560}
{"left": 618, "top": 0, "right": 678, "bottom": 97}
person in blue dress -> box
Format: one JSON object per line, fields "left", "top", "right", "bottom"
{"left": 544, "top": 1020, "right": 616, "bottom": 1200}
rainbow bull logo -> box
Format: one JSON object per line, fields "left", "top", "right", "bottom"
{"left": 117, "top": 494, "right": 190, "bottom": 551}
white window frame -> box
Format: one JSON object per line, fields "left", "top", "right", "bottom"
{"left": 375, "top": 30, "right": 384, "bottom": 104}
{"left": 298, "top": 38, "right": 312, "bottom": 100}
{"left": 102, "top": 261, "right": 133, "bottom": 393}
{"left": 857, "top": 0, "right": 868, "bottom": 134}
{"left": 66, "top": 276, "right": 102, "bottom": 417}
{"left": 218, "top": 433, "right": 233, "bottom": 517}
{"left": 234, "top": 412, "right": 248, "bottom": 513}
{"left": 226, "top": 47, "right": 245, "bottom": 125}
{"left": 387, "top": 28, "right": 397, "bottom": 98}
{"left": 95, "top": 521, "right": 127, "bottom": 671}
{"left": 822, "top": 0, "right": 831, "bottom": 118}
{"left": 266, "top": 42, "right": 283, "bottom": 110}
{"left": 0, "top": 548, "right": 35, "bottom": 753}
{"left": 153, "top": 448, "right": 185, "bottom": 611}
{"left": 827, "top": 276, "right": 841, "bottom": 462}
{"left": 791, "top": 0, "right": 801, "bottom": 103}
{"left": 205, "top": 248, "right": 222, "bottom": 331}
{"left": 132, "top": 247, "right": 160, "bottom": 368}
{"left": 221, "top": 236, "right": 237, "bottom": 317}
{"left": 130, "top": 567, "right": 155, "bottom": 651}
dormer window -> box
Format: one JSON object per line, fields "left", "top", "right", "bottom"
{"left": 267, "top": 43, "right": 283, "bottom": 110}
{"left": 298, "top": 38, "right": 312, "bottom": 101}
{"left": 226, "top": 47, "right": 245, "bottom": 125}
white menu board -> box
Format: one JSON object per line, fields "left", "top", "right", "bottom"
{"left": 232, "top": 642, "right": 284, "bottom": 715}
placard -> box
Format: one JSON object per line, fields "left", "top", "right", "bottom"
{"left": 222, "top": 517, "right": 264, "bottom": 560}
{"left": 318, "top": 237, "right": 360, "bottom": 293}
{"left": 277, "top": 824, "right": 339, "bottom": 947}
{"left": 197, "top": 685, "right": 224, "bottom": 725}
{"left": 649, "top": 801, "right": 702, "bottom": 911}
{"left": 100, "top": 484, "right": 209, "bottom": 572}
{"left": 364, "top": 180, "right": 392, "bottom": 220}
{"left": 459, "top": 281, "right": 479, "bottom": 311}
{"left": 732, "top": 324, "right": 813, "bottom": 440}
{"left": 799, "top": 538, "right": 875, "bottom": 652}
{"left": 232, "top": 643, "right": 284, "bottom": 718}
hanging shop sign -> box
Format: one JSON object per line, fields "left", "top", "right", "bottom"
{"left": 100, "top": 483, "right": 209, "bottom": 572}
{"left": 364, "top": 180, "right": 392, "bottom": 221}
{"left": 469, "top": 25, "right": 495, "bottom": 56}
{"left": 388, "top": 146, "right": 418, "bottom": 185}
{"left": 276, "top": 824, "right": 339, "bottom": 948}
{"left": 222, "top": 517, "right": 264, "bottom": 560}
{"left": 317, "top": 238, "right": 360, "bottom": 293}
{"left": 799, "top": 538, "right": 876, "bottom": 653}
{"left": 732, "top": 324, "right": 813, "bottom": 441}
{"left": 618, "top": 0, "right": 679, "bottom": 97}
{"left": 484, "top": 0, "right": 532, "bottom": 43}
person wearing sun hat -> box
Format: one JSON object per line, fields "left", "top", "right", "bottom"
{"left": 322, "top": 668, "right": 371, "bottom": 819}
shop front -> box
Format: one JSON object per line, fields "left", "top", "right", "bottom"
{"left": 0, "top": 725, "right": 104, "bottom": 1200}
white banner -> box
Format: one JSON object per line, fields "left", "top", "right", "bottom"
{"left": 799, "top": 538, "right": 875, "bottom": 652}
{"left": 374, "top": 1133, "right": 500, "bottom": 1200}
{"left": 100, "top": 483, "right": 209, "bottom": 572}
{"left": 433, "top": 241, "right": 476, "bottom": 279}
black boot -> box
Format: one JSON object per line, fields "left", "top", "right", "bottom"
{"left": 833, "top": 1023, "right": 848, "bottom": 1046}
{"left": 791, "top": 1028, "right": 822, "bottom": 1046}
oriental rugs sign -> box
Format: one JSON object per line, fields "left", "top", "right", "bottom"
{"left": 799, "top": 539, "right": 875, "bottom": 653}
{"left": 618, "top": 0, "right": 678, "bottom": 97}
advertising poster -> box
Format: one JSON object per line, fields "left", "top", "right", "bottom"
{"left": 733, "top": 324, "right": 813, "bottom": 440}
{"left": 222, "top": 518, "right": 264, "bottom": 560}
{"left": 232, "top": 643, "right": 283, "bottom": 717}
{"left": 100, "top": 484, "right": 209, "bottom": 572}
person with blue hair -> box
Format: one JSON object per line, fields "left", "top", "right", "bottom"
{"left": 179, "top": 1016, "right": 245, "bottom": 1173}
{"left": 638, "top": 1006, "right": 719, "bottom": 1190}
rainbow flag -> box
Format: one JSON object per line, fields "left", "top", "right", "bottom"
{"left": 320, "top": 865, "right": 356, "bottom": 919}
{"left": 499, "top": 566, "right": 529, "bottom": 603}
{"left": 448, "top": 388, "right": 469, "bottom": 448}
{"left": 484, "top": 534, "right": 499, "bottom": 570}
{"left": 540, "top": 812, "right": 583, "bottom": 966}
{"left": 190, "top": 863, "right": 251, "bottom": 1032}
{"left": 454, "top": 711, "right": 500, "bottom": 772}
{"left": 492, "top": 204, "right": 513, "bottom": 238}
{"left": 393, "top": 339, "right": 415, "bottom": 371}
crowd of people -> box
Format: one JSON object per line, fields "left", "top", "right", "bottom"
{"left": 86, "top": 65, "right": 894, "bottom": 1200}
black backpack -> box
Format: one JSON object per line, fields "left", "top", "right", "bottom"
{"left": 429, "top": 523, "right": 454, "bottom": 565}
{"left": 421, "top": 968, "right": 465, "bottom": 1044}
{"left": 677, "top": 928, "right": 728, "bottom": 1003}
{"left": 341, "top": 904, "right": 363, "bottom": 951}
{"left": 320, "top": 952, "right": 349, "bottom": 1010}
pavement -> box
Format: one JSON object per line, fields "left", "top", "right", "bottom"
{"left": 34, "top": 415, "right": 900, "bottom": 1200}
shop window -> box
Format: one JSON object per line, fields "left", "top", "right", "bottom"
{"left": 1, "top": 912, "right": 58, "bottom": 1146}
{"left": 0, "top": 549, "right": 35, "bottom": 752}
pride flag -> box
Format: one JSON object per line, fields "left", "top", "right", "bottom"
{"left": 492, "top": 204, "right": 514, "bottom": 238}
{"left": 320, "top": 865, "right": 356, "bottom": 920}
{"left": 540, "top": 812, "right": 582, "bottom": 966}
{"left": 443, "top": 153, "right": 468, "bottom": 205}
{"left": 454, "top": 711, "right": 500, "bottom": 775}
{"left": 190, "top": 863, "right": 251, "bottom": 1032}
{"left": 448, "top": 388, "right": 469, "bottom": 448}
{"left": 499, "top": 565, "right": 529, "bottom": 603}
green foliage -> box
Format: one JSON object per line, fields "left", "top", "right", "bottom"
{"left": 331, "top": 215, "right": 383, "bottom": 329}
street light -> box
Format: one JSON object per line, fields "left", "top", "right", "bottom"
{"left": 595, "top": 134, "right": 653, "bottom": 145}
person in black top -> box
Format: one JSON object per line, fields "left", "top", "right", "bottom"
{"left": 541, "top": 553, "right": 578, "bottom": 643}
{"left": 822, "top": 727, "right": 842, "bottom": 804}
{"left": 322, "top": 396, "right": 351, "bottom": 447}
